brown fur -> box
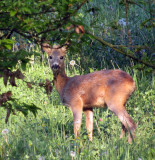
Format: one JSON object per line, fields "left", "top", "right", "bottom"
{"left": 42, "top": 43, "right": 137, "bottom": 143}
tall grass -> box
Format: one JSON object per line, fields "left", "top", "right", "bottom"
{"left": 0, "top": 61, "right": 154, "bottom": 160}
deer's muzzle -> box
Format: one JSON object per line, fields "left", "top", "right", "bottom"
{"left": 52, "top": 64, "right": 59, "bottom": 70}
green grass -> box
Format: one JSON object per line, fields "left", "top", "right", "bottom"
{"left": 0, "top": 62, "right": 154, "bottom": 160}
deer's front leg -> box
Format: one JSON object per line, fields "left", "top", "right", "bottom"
{"left": 71, "top": 103, "right": 83, "bottom": 138}
{"left": 84, "top": 108, "right": 93, "bottom": 141}
{"left": 73, "top": 111, "right": 82, "bottom": 138}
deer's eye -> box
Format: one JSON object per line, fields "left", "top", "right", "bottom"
{"left": 49, "top": 56, "right": 52, "bottom": 59}
{"left": 60, "top": 56, "right": 63, "bottom": 59}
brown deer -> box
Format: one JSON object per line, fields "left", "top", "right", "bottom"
{"left": 42, "top": 43, "right": 137, "bottom": 143}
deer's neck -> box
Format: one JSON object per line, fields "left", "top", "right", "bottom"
{"left": 53, "top": 69, "right": 69, "bottom": 95}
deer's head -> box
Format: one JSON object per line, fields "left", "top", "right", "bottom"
{"left": 42, "top": 43, "right": 66, "bottom": 73}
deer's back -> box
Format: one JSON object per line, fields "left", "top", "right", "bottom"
{"left": 61, "top": 69, "right": 136, "bottom": 108}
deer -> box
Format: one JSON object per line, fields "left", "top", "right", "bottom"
{"left": 42, "top": 43, "right": 137, "bottom": 143}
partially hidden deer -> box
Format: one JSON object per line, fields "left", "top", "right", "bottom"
{"left": 42, "top": 43, "right": 137, "bottom": 143}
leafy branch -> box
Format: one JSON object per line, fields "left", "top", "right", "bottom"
{"left": 0, "top": 68, "right": 53, "bottom": 124}
{"left": 0, "top": 91, "right": 41, "bottom": 123}
{"left": 86, "top": 31, "right": 155, "bottom": 69}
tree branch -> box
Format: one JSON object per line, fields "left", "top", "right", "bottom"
{"left": 72, "top": 0, "right": 88, "bottom": 15}
{"left": 0, "top": 9, "right": 55, "bottom": 16}
{"left": 37, "top": 0, "right": 88, "bottom": 36}
{"left": 86, "top": 31, "right": 155, "bottom": 69}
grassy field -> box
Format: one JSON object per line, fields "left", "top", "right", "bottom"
{"left": 0, "top": 61, "right": 154, "bottom": 160}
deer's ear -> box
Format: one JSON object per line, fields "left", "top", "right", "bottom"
{"left": 42, "top": 43, "right": 52, "bottom": 55}
{"left": 61, "top": 46, "right": 67, "bottom": 55}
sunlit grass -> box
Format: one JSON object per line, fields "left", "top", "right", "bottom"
{"left": 0, "top": 61, "right": 154, "bottom": 160}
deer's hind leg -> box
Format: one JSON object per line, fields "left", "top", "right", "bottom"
{"left": 83, "top": 108, "right": 93, "bottom": 141}
{"left": 108, "top": 105, "right": 136, "bottom": 143}
{"left": 117, "top": 109, "right": 137, "bottom": 143}
{"left": 120, "top": 124, "right": 127, "bottom": 138}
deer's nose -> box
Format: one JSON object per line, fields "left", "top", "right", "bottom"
{"left": 52, "top": 64, "right": 59, "bottom": 70}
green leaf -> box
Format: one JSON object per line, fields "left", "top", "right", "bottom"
{"left": 4, "top": 44, "right": 12, "bottom": 50}
{"left": 10, "top": 10, "right": 17, "bottom": 16}
{"left": 89, "top": 68, "right": 94, "bottom": 73}
{"left": 21, "top": 62, "right": 27, "bottom": 71}
{"left": 22, "top": 7, "right": 32, "bottom": 14}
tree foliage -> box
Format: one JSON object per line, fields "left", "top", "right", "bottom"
{"left": 0, "top": 0, "right": 87, "bottom": 44}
